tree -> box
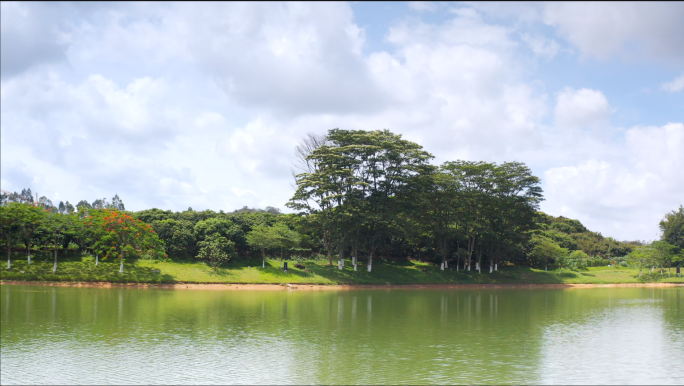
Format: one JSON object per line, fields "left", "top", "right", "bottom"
{"left": 627, "top": 246, "right": 654, "bottom": 278}
{"left": 196, "top": 235, "right": 236, "bottom": 272}
{"left": 76, "top": 208, "right": 106, "bottom": 265}
{"left": 246, "top": 224, "right": 282, "bottom": 268}
{"left": 152, "top": 219, "right": 196, "bottom": 258}
{"left": 411, "top": 167, "right": 459, "bottom": 270}
{"left": 660, "top": 206, "right": 684, "bottom": 250}
{"left": 529, "top": 237, "right": 562, "bottom": 273}
{"left": 98, "top": 210, "right": 164, "bottom": 273}
{"left": 17, "top": 204, "right": 45, "bottom": 265}
{"left": 273, "top": 222, "right": 301, "bottom": 267}
{"left": 76, "top": 200, "right": 93, "bottom": 210}
{"left": 443, "top": 161, "right": 496, "bottom": 272}
{"left": 555, "top": 247, "right": 570, "bottom": 275}
{"left": 42, "top": 210, "right": 73, "bottom": 273}
{"left": 569, "top": 250, "right": 588, "bottom": 275}
{"left": 111, "top": 194, "right": 126, "bottom": 211}
{"left": 289, "top": 129, "right": 433, "bottom": 272}
{"left": 0, "top": 203, "right": 28, "bottom": 269}
{"left": 651, "top": 241, "right": 677, "bottom": 275}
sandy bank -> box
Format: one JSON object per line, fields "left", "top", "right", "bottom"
{"left": 2, "top": 280, "right": 682, "bottom": 290}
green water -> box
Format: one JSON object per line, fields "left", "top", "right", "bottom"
{"left": 1, "top": 285, "right": 682, "bottom": 385}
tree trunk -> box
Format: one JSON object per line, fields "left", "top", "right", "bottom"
{"left": 96, "top": 254, "right": 99, "bottom": 266}
{"left": 545, "top": 265, "right": 547, "bottom": 273}
{"left": 119, "top": 251, "right": 124, "bottom": 273}
{"left": 367, "top": 249, "right": 374, "bottom": 272}
{"left": 352, "top": 243, "right": 357, "bottom": 266}
{"left": 262, "top": 248, "right": 266, "bottom": 268}
{"left": 7, "top": 237, "right": 10, "bottom": 269}
{"left": 495, "top": 263, "right": 497, "bottom": 271}
{"left": 639, "top": 266, "right": 642, "bottom": 277}
{"left": 338, "top": 241, "right": 345, "bottom": 270}
{"left": 53, "top": 245, "right": 58, "bottom": 273}
{"left": 324, "top": 230, "right": 333, "bottom": 266}
{"left": 489, "top": 261, "right": 493, "bottom": 273}
{"left": 467, "top": 236, "right": 476, "bottom": 271}
{"left": 476, "top": 249, "right": 482, "bottom": 274}
{"left": 27, "top": 243, "right": 31, "bottom": 265}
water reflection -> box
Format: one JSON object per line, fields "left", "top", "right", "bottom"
{"left": 1, "top": 286, "right": 683, "bottom": 385}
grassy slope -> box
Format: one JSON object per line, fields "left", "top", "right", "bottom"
{"left": 1, "top": 256, "right": 683, "bottom": 285}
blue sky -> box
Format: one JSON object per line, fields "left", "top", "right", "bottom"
{"left": 1, "top": 2, "right": 683, "bottom": 241}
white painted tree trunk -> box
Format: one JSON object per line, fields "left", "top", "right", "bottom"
{"left": 489, "top": 262, "right": 493, "bottom": 273}
{"left": 545, "top": 266, "right": 547, "bottom": 273}
{"left": 440, "top": 262, "right": 444, "bottom": 270}
{"left": 456, "top": 264, "right": 459, "bottom": 272}
{"left": 7, "top": 259, "right": 10, "bottom": 269}
{"left": 338, "top": 259, "right": 343, "bottom": 270}
{"left": 445, "top": 261, "right": 448, "bottom": 268}
{"left": 476, "top": 262, "right": 479, "bottom": 271}
{"left": 96, "top": 255, "right": 99, "bottom": 266}
{"left": 120, "top": 262, "right": 124, "bottom": 273}
{"left": 28, "top": 253, "right": 31, "bottom": 265}
{"left": 367, "top": 264, "right": 372, "bottom": 272}
{"left": 53, "top": 262, "right": 57, "bottom": 273}
{"left": 495, "top": 263, "right": 498, "bottom": 271}
{"left": 354, "top": 263, "right": 357, "bottom": 271}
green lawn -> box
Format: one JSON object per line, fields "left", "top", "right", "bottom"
{"left": 1, "top": 254, "right": 683, "bottom": 285}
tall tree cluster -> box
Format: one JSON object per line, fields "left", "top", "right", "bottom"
{"left": 0, "top": 202, "right": 163, "bottom": 272}
{"left": 288, "top": 129, "right": 543, "bottom": 272}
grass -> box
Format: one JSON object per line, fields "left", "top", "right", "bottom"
{"left": 1, "top": 253, "right": 683, "bottom": 285}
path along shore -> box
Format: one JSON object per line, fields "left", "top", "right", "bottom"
{"left": 2, "top": 280, "right": 683, "bottom": 291}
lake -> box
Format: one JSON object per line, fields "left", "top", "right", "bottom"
{"left": 1, "top": 284, "right": 682, "bottom": 385}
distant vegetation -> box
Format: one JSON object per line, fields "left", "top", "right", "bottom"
{"left": 1, "top": 129, "right": 682, "bottom": 283}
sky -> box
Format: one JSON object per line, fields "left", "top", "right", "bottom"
{"left": 1, "top": 1, "right": 682, "bottom": 242}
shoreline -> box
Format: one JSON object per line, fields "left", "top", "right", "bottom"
{"left": 2, "top": 280, "right": 683, "bottom": 290}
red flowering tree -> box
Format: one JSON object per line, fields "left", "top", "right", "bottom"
{"left": 97, "top": 210, "right": 165, "bottom": 273}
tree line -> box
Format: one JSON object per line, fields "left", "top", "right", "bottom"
{"left": 2, "top": 129, "right": 682, "bottom": 276}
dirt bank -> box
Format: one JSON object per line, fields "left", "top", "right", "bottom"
{"left": 2, "top": 280, "right": 683, "bottom": 290}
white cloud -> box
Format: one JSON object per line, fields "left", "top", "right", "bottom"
{"left": 471, "top": 2, "right": 684, "bottom": 64}
{"left": 661, "top": 74, "right": 684, "bottom": 92}
{"left": 543, "top": 123, "right": 684, "bottom": 241}
{"left": 520, "top": 33, "right": 561, "bottom": 59}
{"left": 407, "top": 2, "right": 437, "bottom": 12}
{"left": 554, "top": 88, "right": 612, "bottom": 128}
{"left": 541, "top": 2, "right": 684, "bottom": 63}
{"left": 0, "top": 2, "right": 67, "bottom": 78}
